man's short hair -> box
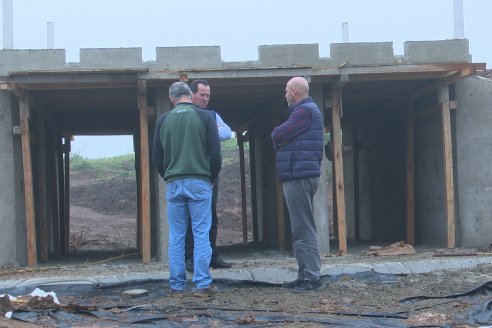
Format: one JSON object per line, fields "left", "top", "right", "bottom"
{"left": 169, "top": 82, "right": 192, "bottom": 99}
{"left": 190, "top": 79, "right": 210, "bottom": 93}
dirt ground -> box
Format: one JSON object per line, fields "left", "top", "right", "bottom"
{"left": 2, "top": 148, "right": 492, "bottom": 326}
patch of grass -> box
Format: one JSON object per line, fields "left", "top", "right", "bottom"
{"left": 71, "top": 153, "right": 136, "bottom": 179}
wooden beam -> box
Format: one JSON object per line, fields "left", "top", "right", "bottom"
{"left": 238, "top": 134, "right": 248, "bottom": 243}
{"left": 37, "top": 115, "right": 49, "bottom": 261}
{"left": 331, "top": 87, "right": 347, "bottom": 255}
{"left": 20, "top": 96, "right": 37, "bottom": 267}
{"left": 138, "top": 80, "right": 151, "bottom": 264}
{"left": 406, "top": 103, "right": 415, "bottom": 245}
{"left": 439, "top": 83, "right": 456, "bottom": 248}
{"left": 416, "top": 101, "right": 457, "bottom": 120}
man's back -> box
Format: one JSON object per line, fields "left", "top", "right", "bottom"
{"left": 153, "top": 102, "right": 221, "bottom": 183}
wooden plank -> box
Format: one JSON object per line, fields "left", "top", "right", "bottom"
{"left": 416, "top": 101, "right": 457, "bottom": 120}
{"left": 37, "top": 115, "right": 48, "bottom": 261}
{"left": 63, "top": 137, "right": 71, "bottom": 254}
{"left": 138, "top": 80, "right": 151, "bottom": 264}
{"left": 249, "top": 135, "right": 259, "bottom": 243}
{"left": 406, "top": 103, "right": 415, "bottom": 245}
{"left": 439, "top": 84, "right": 456, "bottom": 248}
{"left": 57, "top": 136, "right": 66, "bottom": 255}
{"left": 238, "top": 135, "right": 248, "bottom": 243}
{"left": 331, "top": 88, "right": 347, "bottom": 255}
{"left": 20, "top": 97, "right": 37, "bottom": 267}
{"left": 49, "top": 133, "right": 60, "bottom": 256}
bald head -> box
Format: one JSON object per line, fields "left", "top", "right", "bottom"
{"left": 285, "top": 77, "right": 310, "bottom": 106}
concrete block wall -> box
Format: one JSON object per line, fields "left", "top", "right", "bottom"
{"left": 330, "top": 42, "right": 395, "bottom": 66}
{"left": 414, "top": 114, "right": 447, "bottom": 246}
{"left": 455, "top": 76, "right": 492, "bottom": 247}
{"left": 0, "top": 39, "right": 472, "bottom": 73}
{"left": 79, "top": 48, "right": 143, "bottom": 68}
{"left": 404, "top": 39, "right": 471, "bottom": 64}
{"left": 0, "top": 92, "right": 17, "bottom": 266}
{"left": 155, "top": 46, "right": 223, "bottom": 69}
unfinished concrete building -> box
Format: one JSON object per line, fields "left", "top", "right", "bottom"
{"left": 0, "top": 39, "right": 490, "bottom": 267}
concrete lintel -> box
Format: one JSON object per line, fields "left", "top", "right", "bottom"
{"left": 403, "top": 39, "right": 471, "bottom": 64}
{"left": 79, "top": 47, "right": 143, "bottom": 68}
{"left": 258, "top": 44, "right": 321, "bottom": 67}
{"left": 0, "top": 49, "right": 66, "bottom": 75}
{"left": 156, "top": 46, "right": 223, "bottom": 70}
{"left": 330, "top": 42, "right": 395, "bottom": 66}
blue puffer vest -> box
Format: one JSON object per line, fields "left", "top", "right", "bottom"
{"left": 276, "top": 97, "right": 324, "bottom": 182}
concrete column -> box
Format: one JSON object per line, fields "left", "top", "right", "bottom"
{"left": 154, "top": 86, "right": 171, "bottom": 262}
{"left": 0, "top": 91, "right": 17, "bottom": 266}
{"left": 311, "top": 83, "right": 330, "bottom": 253}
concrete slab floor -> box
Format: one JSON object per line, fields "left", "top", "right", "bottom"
{"left": 1, "top": 241, "right": 491, "bottom": 289}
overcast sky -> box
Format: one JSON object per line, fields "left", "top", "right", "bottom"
{"left": 3, "top": 0, "right": 490, "bottom": 158}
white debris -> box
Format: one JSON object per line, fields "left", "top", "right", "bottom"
{"left": 29, "top": 288, "right": 60, "bottom": 304}
{"left": 5, "top": 311, "right": 12, "bottom": 319}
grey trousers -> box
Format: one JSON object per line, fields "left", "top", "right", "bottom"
{"left": 282, "top": 176, "right": 321, "bottom": 281}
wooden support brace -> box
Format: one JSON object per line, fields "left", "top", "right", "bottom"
{"left": 138, "top": 80, "right": 151, "bottom": 264}
{"left": 20, "top": 97, "right": 37, "bottom": 267}
{"left": 331, "top": 87, "right": 347, "bottom": 255}
{"left": 439, "top": 83, "right": 456, "bottom": 248}
{"left": 238, "top": 134, "right": 248, "bottom": 243}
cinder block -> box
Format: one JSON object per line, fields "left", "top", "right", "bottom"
{"left": 79, "top": 48, "right": 143, "bottom": 68}
{"left": 403, "top": 39, "right": 471, "bottom": 63}
{"left": 0, "top": 49, "right": 66, "bottom": 74}
{"left": 156, "top": 46, "right": 222, "bottom": 69}
{"left": 258, "top": 44, "right": 320, "bottom": 67}
{"left": 330, "top": 42, "right": 395, "bottom": 66}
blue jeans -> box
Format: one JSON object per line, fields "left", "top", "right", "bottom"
{"left": 166, "top": 178, "right": 213, "bottom": 290}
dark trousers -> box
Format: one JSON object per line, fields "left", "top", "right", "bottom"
{"left": 185, "top": 178, "right": 219, "bottom": 260}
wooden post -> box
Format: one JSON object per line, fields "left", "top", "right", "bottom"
{"left": 38, "top": 115, "right": 48, "bottom": 261}
{"left": 49, "top": 133, "right": 60, "bottom": 256}
{"left": 439, "top": 83, "right": 456, "bottom": 248}
{"left": 331, "top": 87, "right": 347, "bottom": 254}
{"left": 20, "top": 96, "right": 37, "bottom": 267}
{"left": 63, "top": 137, "right": 71, "bottom": 254}
{"left": 406, "top": 103, "right": 415, "bottom": 245}
{"left": 138, "top": 80, "right": 151, "bottom": 263}
{"left": 249, "top": 135, "right": 259, "bottom": 243}
{"left": 238, "top": 134, "right": 248, "bottom": 243}
{"left": 57, "top": 135, "right": 66, "bottom": 255}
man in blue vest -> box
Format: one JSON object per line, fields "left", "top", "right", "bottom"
{"left": 271, "top": 77, "right": 325, "bottom": 292}
{"left": 185, "top": 80, "right": 233, "bottom": 271}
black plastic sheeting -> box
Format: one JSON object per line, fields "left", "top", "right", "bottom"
{"left": 400, "top": 281, "right": 492, "bottom": 325}
{"left": 1, "top": 274, "right": 490, "bottom": 327}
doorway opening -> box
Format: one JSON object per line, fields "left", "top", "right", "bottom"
{"left": 69, "top": 135, "right": 137, "bottom": 254}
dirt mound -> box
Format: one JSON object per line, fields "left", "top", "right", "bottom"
{"left": 71, "top": 175, "right": 136, "bottom": 215}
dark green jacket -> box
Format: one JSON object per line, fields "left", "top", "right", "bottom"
{"left": 152, "top": 102, "right": 221, "bottom": 182}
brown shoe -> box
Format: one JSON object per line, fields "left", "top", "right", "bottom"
{"left": 193, "top": 285, "right": 218, "bottom": 298}
{"left": 169, "top": 289, "right": 186, "bottom": 298}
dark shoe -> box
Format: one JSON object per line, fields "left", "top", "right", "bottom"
{"left": 193, "top": 285, "right": 218, "bottom": 298}
{"left": 293, "top": 280, "right": 325, "bottom": 293}
{"left": 282, "top": 279, "right": 303, "bottom": 288}
{"left": 185, "top": 259, "right": 194, "bottom": 272}
{"left": 169, "top": 289, "right": 186, "bottom": 298}
{"left": 210, "top": 256, "right": 232, "bottom": 269}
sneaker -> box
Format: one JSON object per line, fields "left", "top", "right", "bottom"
{"left": 210, "top": 256, "right": 232, "bottom": 269}
{"left": 293, "top": 280, "right": 325, "bottom": 293}
{"left": 282, "top": 279, "right": 303, "bottom": 288}
{"left": 169, "top": 289, "right": 186, "bottom": 298}
{"left": 193, "top": 285, "right": 219, "bottom": 298}
{"left": 185, "top": 259, "right": 194, "bottom": 273}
